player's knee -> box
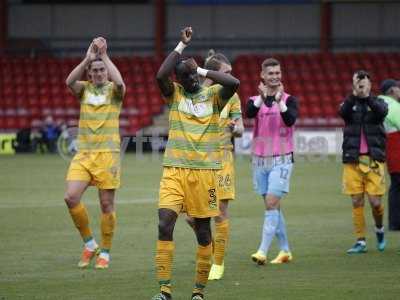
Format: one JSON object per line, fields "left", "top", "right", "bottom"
{"left": 195, "top": 227, "right": 212, "bottom": 246}
{"left": 369, "top": 197, "right": 382, "bottom": 208}
{"left": 216, "top": 201, "right": 229, "bottom": 222}
{"left": 214, "top": 213, "right": 228, "bottom": 223}
{"left": 100, "top": 200, "right": 114, "bottom": 213}
{"left": 266, "top": 199, "right": 280, "bottom": 210}
{"left": 158, "top": 219, "right": 174, "bottom": 240}
{"left": 64, "top": 193, "right": 80, "bottom": 207}
{"left": 351, "top": 195, "right": 364, "bottom": 207}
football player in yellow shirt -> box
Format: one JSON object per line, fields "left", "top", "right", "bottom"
{"left": 151, "top": 27, "right": 239, "bottom": 300}
{"left": 64, "top": 37, "right": 125, "bottom": 269}
{"left": 186, "top": 50, "right": 244, "bottom": 281}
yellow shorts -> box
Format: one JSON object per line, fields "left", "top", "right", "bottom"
{"left": 342, "top": 158, "right": 385, "bottom": 196}
{"left": 217, "top": 150, "right": 235, "bottom": 201}
{"left": 159, "top": 167, "right": 219, "bottom": 218}
{"left": 66, "top": 152, "right": 121, "bottom": 189}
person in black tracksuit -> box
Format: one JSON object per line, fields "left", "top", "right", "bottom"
{"left": 339, "top": 70, "right": 388, "bottom": 254}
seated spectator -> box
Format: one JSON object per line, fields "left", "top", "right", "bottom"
{"left": 41, "top": 116, "right": 60, "bottom": 153}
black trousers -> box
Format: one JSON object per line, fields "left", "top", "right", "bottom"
{"left": 388, "top": 172, "right": 400, "bottom": 230}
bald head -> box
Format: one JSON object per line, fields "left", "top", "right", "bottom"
{"left": 175, "top": 59, "right": 200, "bottom": 93}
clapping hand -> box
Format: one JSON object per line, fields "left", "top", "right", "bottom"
{"left": 93, "top": 37, "right": 107, "bottom": 58}
{"left": 353, "top": 75, "right": 371, "bottom": 98}
{"left": 258, "top": 82, "right": 284, "bottom": 102}
{"left": 86, "top": 42, "right": 97, "bottom": 61}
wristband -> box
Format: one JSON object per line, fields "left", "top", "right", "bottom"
{"left": 254, "top": 97, "right": 263, "bottom": 108}
{"left": 174, "top": 41, "right": 187, "bottom": 55}
{"left": 196, "top": 67, "right": 208, "bottom": 77}
{"left": 278, "top": 101, "right": 288, "bottom": 112}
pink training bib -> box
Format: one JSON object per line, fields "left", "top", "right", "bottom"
{"left": 250, "top": 92, "right": 294, "bottom": 157}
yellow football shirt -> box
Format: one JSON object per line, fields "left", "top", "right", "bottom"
{"left": 77, "top": 81, "right": 123, "bottom": 152}
{"left": 219, "top": 93, "right": 242, "bottom": 151}
{"left": 163, "top": 82, "right": 225, "bottom": 169}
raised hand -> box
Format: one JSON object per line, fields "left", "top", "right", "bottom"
{"left": 93, "top": 37, "right": 107, "bottom": 57}
{"left": 258, "top": 82, "right": 268, "bottom": 99}
{"left": 228, "top": 119, "right": 236, "bottom": 132}
{"left": 181, "top": 27, "right": 193, "bottom": 45}
{"left": 353, "top": 77, "right": 371, "bottom": 98}
{"left": 275, "top": 83, "right": 284, "bottom": 102}
{"left": 86, "top": 42, "right": 97, "bottom": 61}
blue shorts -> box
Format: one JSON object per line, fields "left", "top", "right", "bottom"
{"left": 252, "top": 155, "right": 293, "bottom": 198}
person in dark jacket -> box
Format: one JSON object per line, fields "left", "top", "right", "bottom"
{"left": 339, "top": 70, "right": 388, "bottom": 254}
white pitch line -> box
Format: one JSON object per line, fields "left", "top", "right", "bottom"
{"left": 0, "top": 198, "right": 157, "bottom": 209}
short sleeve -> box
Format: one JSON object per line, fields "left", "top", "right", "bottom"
{"left": 164, "top": 82, "right": 181, "bottom": 106}
{"left": 389, "top": 103, "right": 400, "bottom": 130}
{"left": 229, "top": 93, "right": 242, "bottom": 120}
{"left": 207, "top": 84, "right": 224, "bottom": 111}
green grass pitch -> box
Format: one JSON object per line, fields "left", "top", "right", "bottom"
{"left": 1, "top": 153, "right": 399, "bottom": 300}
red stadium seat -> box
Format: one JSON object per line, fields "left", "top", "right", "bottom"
{"left": 4, "top": 117, "right": 17, "bottom": 129}
{"left": 128, "top": 117, "right": 140, "bottom": 133}
{"left": 29, "top": 107, "right": 41, "bottom": 119}
{"left": 1, "top": 53, "right": 397, "bottom": 131}
{"left": 18, "top": 118, "right": 30, "bottom": 129}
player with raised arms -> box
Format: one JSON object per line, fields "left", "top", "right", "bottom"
{"left": 152, "top": 27, "right": 240, "bottom": 300}
{"left": 64, "top": 37, "right": 125, "bottom": 269}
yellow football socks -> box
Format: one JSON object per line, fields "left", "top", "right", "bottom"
{"left": 100, "top": 212, "right": 116, "bottom": 251}
{"left": 214, "top": 220, "right": 229, "bottom": 265}
{"left": 156, "top": 240, "right": 174, "bottom": 295}
{"left": 193, "top": 243, "right": 212, "bottom": 295}
{"left": 352, "top": 206, "right": 366, "bottom": 240}
{"left": 68, "top": 202, "right": 92, "bottom": 242}
{"left": 372, "top": 204, "right": 384, "bottom": 228}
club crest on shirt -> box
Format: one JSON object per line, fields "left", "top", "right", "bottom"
{"left": 178, "top": 98, "right": 213, "bottom": 117}
{"left": 198, "top": 95, "right": 207, "bottom": 102}
{"left": 85, "top": 92, "right": 107, "bottom": 106}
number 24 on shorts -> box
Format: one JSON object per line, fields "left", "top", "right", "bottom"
{"left": 218, "top": 175, "right": 231, "bottom": 188}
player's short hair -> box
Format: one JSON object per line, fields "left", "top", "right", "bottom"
{"left": 87, "top": 58, "right": 104, "bottom": 71}
{"left": 262, "top": 58, "right": 280, "bottom": 70}
{"left": 204, "top": 49, "right": 231, "bottom": 71}
{"left": 353, "top": 70, "right": 371, "bottom": 81}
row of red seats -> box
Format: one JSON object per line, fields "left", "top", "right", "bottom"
{"left": 1, "top": 53, "right": 399, "bottom": 131}
{"left": 0, "top": 56, "right": 161, "bottom": 132}
{"left": 0, "top": 115, "right": 151, "bottom": 134}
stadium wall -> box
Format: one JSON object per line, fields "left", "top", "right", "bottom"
{"left": 7, "top": 2, "right": 400, "bottom": 55}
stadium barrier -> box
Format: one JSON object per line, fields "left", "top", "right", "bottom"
{"left": 235, "top": 129, "right": 343, "bottom": 155}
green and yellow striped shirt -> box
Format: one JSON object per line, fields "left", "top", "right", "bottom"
{"left": 219, "top": 92, "right": 242, "bottom": 151}
{"left": 77, "top": 81, "right": 123, "bottom": 152}
{"left": 163, "top": 82, "right": 224, "bottom": 169}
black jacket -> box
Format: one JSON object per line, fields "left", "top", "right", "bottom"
{"left": 246, "top": 95, "right": 298, "bottom": 127}
{"left": 339, "top": 94, "right": 388, "bottom": 163}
